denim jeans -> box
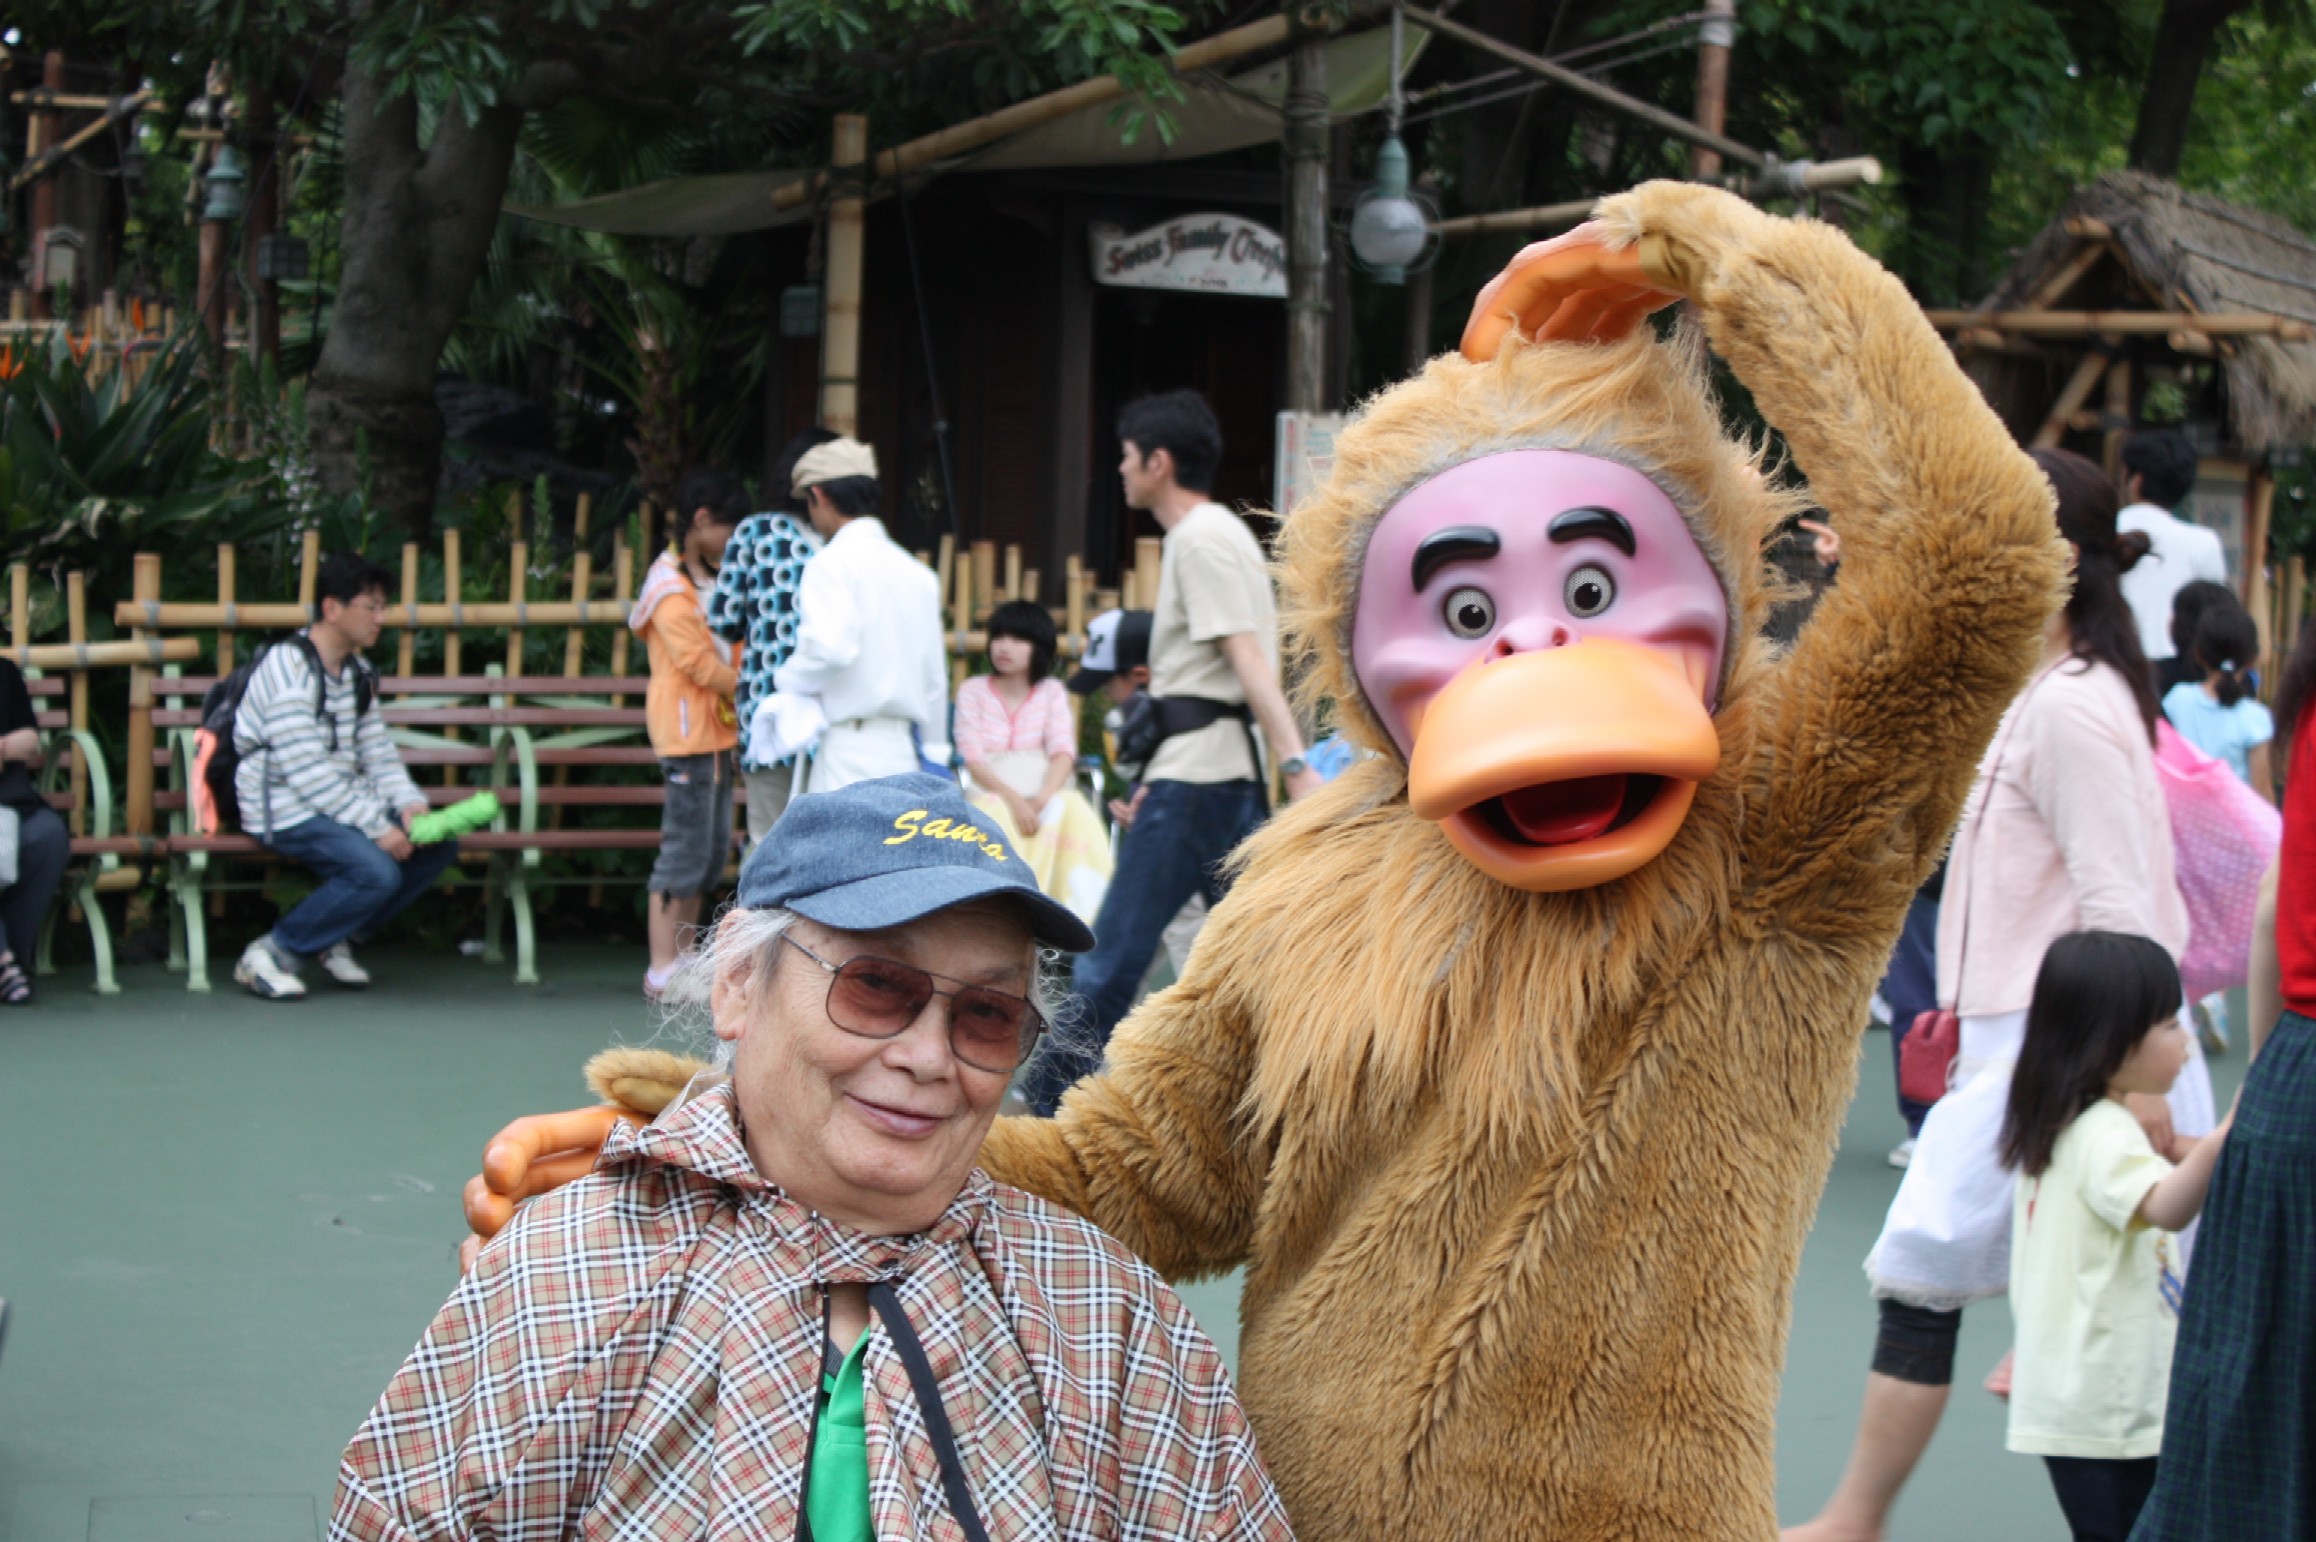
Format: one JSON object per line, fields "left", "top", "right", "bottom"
{"left": 1021, "top": 778, "right": 1268, "bottom": 1115}
{"left": 264, "top": 814, "right": 460, "bottom": 961}
{"left": 0, "top": 802, "right": 70, "bottom": 959}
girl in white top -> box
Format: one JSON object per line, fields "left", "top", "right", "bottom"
{"left": 1999, "top": 931, "right": 2234, "bottom": 1542}
{"left": 954, "top": 601, "right": 1112, "bottom": 921}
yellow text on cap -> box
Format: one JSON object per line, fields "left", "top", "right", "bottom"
{"left": 885, "top": 809, "right": 1009, "bottom": 862}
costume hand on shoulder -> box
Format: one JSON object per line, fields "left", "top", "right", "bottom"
{"left": 460, "top": 1048, "right": 705, "bottom": 1264}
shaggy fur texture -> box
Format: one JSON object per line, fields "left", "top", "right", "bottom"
{"left": 590, "top": 184, "right": 2065, "bottom": 1539}
{"left": 973, "top": 183, "right": 2068, "bottom": 1539}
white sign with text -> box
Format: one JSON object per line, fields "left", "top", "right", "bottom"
{"left": 1088, "top": 213, "right": 1288, "bottom": 298}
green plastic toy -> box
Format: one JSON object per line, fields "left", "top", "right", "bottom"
{"left": 409, "top": 790, "right": 502, "bottom": 845}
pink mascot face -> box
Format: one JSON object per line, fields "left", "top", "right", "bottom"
{"left": 1351, "top": 450, "right": 1731, "bottom": 891}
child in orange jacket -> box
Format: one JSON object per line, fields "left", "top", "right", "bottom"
{"left": 629, "top": 471, "right": 744, "bottom": 997}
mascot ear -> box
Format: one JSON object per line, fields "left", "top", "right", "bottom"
{"left": 1462, "top": 221, "right": 1685, "bottom": 358}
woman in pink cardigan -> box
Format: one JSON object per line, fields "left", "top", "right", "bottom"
{"left": 1788, "top": 448, "right": 2217, "bottom": 1542}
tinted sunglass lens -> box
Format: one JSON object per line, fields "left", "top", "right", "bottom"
{"left": 950, "top": 990, "right": 1037, "bottom": 1070}
{"left": 832, "top": 959, "right": 933, "bottom": 1031}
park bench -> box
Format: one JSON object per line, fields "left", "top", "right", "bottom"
{"left": 147, "top": 670, "right": 745, "bottom": 989}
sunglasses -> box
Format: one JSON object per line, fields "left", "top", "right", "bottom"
{"left": 779, "top": 934, "right": 1045, "bottom": 1074}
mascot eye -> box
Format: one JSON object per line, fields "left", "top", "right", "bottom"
{"left": 1442, "top": 586, "right": 1496, "bottom": 639}
{"left": 1564, "top": 565, "right": 1617, "bottom": 619}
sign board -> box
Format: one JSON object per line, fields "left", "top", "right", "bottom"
{"left": 2186, "top": 458, "right": 2252, "bottom": 585}
{"left": 1089, "top": 213, "right": 1288, "bottom": 298}
{"left": 1274, "top": 411, "right": 1348, "bottom": 520}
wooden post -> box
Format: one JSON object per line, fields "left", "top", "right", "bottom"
{"left": 950, "top": 543, "right": 973, "bottom": 687}
{"left": 2283, "top": 555, "right": 2307, "bottom": 665}
{"left": 1022, "top": 568, "right": 1041, "bottom": 609}
{"left": 2246, "top": 469, "right": 2276, "bottom": 646}
{"left": 65, "top": 570, "right": 86, "bottom": 829}
{"left": 1064, "top": 554, "right": 1086, "bottom": 651}
{"left": 505, "top": 487, "right": 528, "bottom": 681}
{"left": 442, "top": 529, "right": 463, "bottom": 785}
{"left": 936, "top": 533, "right": 956, "bottom": 610}
{"left": 297, "top": 529, "right": 321, "bottom": 618}
{"left": 127, "top": 553, "right": 160, "bottom": 837}
{"left": 397, "top": 543, "right": 419, "bottom": 680}
{"left": 2032, "top": 349, "right": 2110, "bottom": 449}
{"left": 564, "top": 493, "right": 594, "bottom": 678}
{"left": 1134, "top": 537, "right": 1163, "bottom": 613}
{"left": 8, "top": 564, "right": 26, "bottom": 652}
{"left": 1003, "top": 545, "right": 1022, "bottom": 602}
{"left": 216, "top": 542, "right": 237, "bottom": 670}
{"left": 608, "top": 536, "right": 633, "bottom": 699}
{"left": 1283, "top": 38, "right": 1330, "bottom": 412}
{"left": 1689, "top": 0, "right": 1737, "bottom": 180}
{"left": 2101, "top": 359, "right": 2133, "bottom": 483}
{"left": 970, "top": 541, "right": 996, "bottom": 621}
{"left": 822, "top": 114, "right": 868, "bottom": 436}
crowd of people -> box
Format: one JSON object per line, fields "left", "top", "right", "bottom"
{"left": 10, "top": 362, "right": 2297, "bottom": 1538}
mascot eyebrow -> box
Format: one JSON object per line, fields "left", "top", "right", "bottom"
{"left": 1411, "top": 527, "right": 1502, "bottom": 591}
{"left": 1547, "top": 505, "right": 1637, "bottom": 556}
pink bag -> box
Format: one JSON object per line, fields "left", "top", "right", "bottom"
{"left": 2154, "top": 719, "right": 2281, "bottom": 1000}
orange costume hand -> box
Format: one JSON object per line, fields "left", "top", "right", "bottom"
{"left": 1460, "top": 221, "right": 1688, "bottom": 361}
{"left": 461, "top": 1104, "right": 641, "bottom": 1248}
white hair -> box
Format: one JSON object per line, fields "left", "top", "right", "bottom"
{"left": 659, "top": 901, "right": 1084, "bottom": 1076}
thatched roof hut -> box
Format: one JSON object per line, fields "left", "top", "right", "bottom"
{"left": 1948, "top": 170, "right": 2316, "bottom": 455}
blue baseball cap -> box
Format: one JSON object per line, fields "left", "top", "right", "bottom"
{"left": 739, "top": 773, "right": 1097, "bottom": 952}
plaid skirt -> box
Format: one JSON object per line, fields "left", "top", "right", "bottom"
{"left": 2133, "top": 1009, "right": 2316, "bottom": 1542}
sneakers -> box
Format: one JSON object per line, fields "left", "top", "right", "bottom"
{"left": 1887, "top": 1137, "right": 1917, "bottom": 1170}
{"left": 235, "top": 938, "right": 307, "bottom": 1000}
{"left": 319, "top": 941, "right": 372, "bottom": 989}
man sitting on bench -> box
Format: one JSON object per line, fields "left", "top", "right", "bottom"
{"left": 233, "top": 553, "right": 456, "bottom": 1000}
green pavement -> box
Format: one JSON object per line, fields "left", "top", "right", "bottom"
{"left": 1, "top": 949, "right": 2244, "bottom": 1540}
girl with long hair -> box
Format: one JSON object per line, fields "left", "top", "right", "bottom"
{"left": 1787, "top": 448, "right": 2217, "bottom": 1542}
{"left": 2000, "top": 933, "right": 2231, "bottom": 1542}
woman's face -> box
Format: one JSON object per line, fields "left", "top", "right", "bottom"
{"left": 2112, "top": 1014, "right": 2191, "bottom": 1098}
{"left": 988, "top": 634, "right": 1035, "bottom": 679}
{"left": 718, "top": 906, "right": 1031, "bottom": 1235}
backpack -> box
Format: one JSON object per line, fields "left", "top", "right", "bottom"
{"left": 194, "top": 636, "right": 377, "bottom": 835}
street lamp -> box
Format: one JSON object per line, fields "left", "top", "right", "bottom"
{"left": 1346, "top": 6, "right": 1436, "bottom": 286}
{"left": 202, "top": 144, "right": 246, "bottom": 223}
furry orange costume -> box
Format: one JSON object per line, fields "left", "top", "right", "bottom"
{"left": 480, "top": 184, "right": 2066, "bottom": 1538}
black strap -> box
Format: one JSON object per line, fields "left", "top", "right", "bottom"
{"left": 793, "top": 1284, "right": 992, "bottom": 1542}
{"left": 869, "top": 1280, "right": 993, "bottom": 1542}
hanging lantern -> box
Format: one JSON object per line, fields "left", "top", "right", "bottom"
{"left": 1349, "top": 134, "right": 1433, "bottom": 285}
{"left": 202, "top": 144, "right": 246, "bottom": 223}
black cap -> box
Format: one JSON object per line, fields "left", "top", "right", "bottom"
{"left": 1066, "top": 609, "right": 1154, "bottom": 694}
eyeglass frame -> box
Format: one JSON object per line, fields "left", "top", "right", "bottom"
{"left": 776, "top": 931, "right": 1047, "bottom": 1074}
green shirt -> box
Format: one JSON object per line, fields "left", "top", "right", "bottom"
{"left": 807, "top": 1335, "right": 873, "bottom": 1542}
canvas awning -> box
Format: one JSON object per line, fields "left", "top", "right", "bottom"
{"left": 505, "top": 26, "right": 1420, "bottom": 236}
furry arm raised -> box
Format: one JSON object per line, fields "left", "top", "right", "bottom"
{"left": 1598, "top": 183, "right": 2067, "bottom": 910}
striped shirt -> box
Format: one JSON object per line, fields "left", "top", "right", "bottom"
{"left": 231, "top": 636, "right": 422, "bottom": 838}
{"left": 332, "top": 1081, "right": 1291, "bottom": 1542}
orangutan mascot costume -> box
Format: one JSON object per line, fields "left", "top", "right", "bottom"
{"left": 472, "top": 183, "right": 2066, "bottom": 1538}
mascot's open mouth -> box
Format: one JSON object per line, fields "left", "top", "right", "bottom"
{"left": 1406, "top": 640, "right": 1721, "bottom": 892}
{"left": 1480, "top": 773, "right": 1666, "bottom": 847}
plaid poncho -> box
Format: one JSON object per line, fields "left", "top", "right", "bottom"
{"left": 332, "top": 1083, "right": 1290, "bottom": 1541}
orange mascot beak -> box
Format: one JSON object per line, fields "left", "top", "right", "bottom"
{"left": 1406, "top": 638, "right": 1721, "bottom": 892}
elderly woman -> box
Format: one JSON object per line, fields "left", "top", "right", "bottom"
{"left": 332, "top": 774, "right": 1291, "bottom": 1541}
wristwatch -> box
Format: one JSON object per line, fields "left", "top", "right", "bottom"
{"left": 1279, "top": 755, "right": 1309, "bottom": 778}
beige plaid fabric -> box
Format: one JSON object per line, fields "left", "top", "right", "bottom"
{"left": 332, "top": 1083, "right": 1290, "bottom": 1541}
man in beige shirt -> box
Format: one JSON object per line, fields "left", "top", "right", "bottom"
{"left": 1022, "top": 390, "right": 1318, "bottom": 1115}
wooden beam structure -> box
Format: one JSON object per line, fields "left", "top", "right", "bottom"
{"left": 2031, "top": 350, "right": 2110, "bottom": 449}
{"left": 1926, "top": 309, "right": 2315, "bottom": 339}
